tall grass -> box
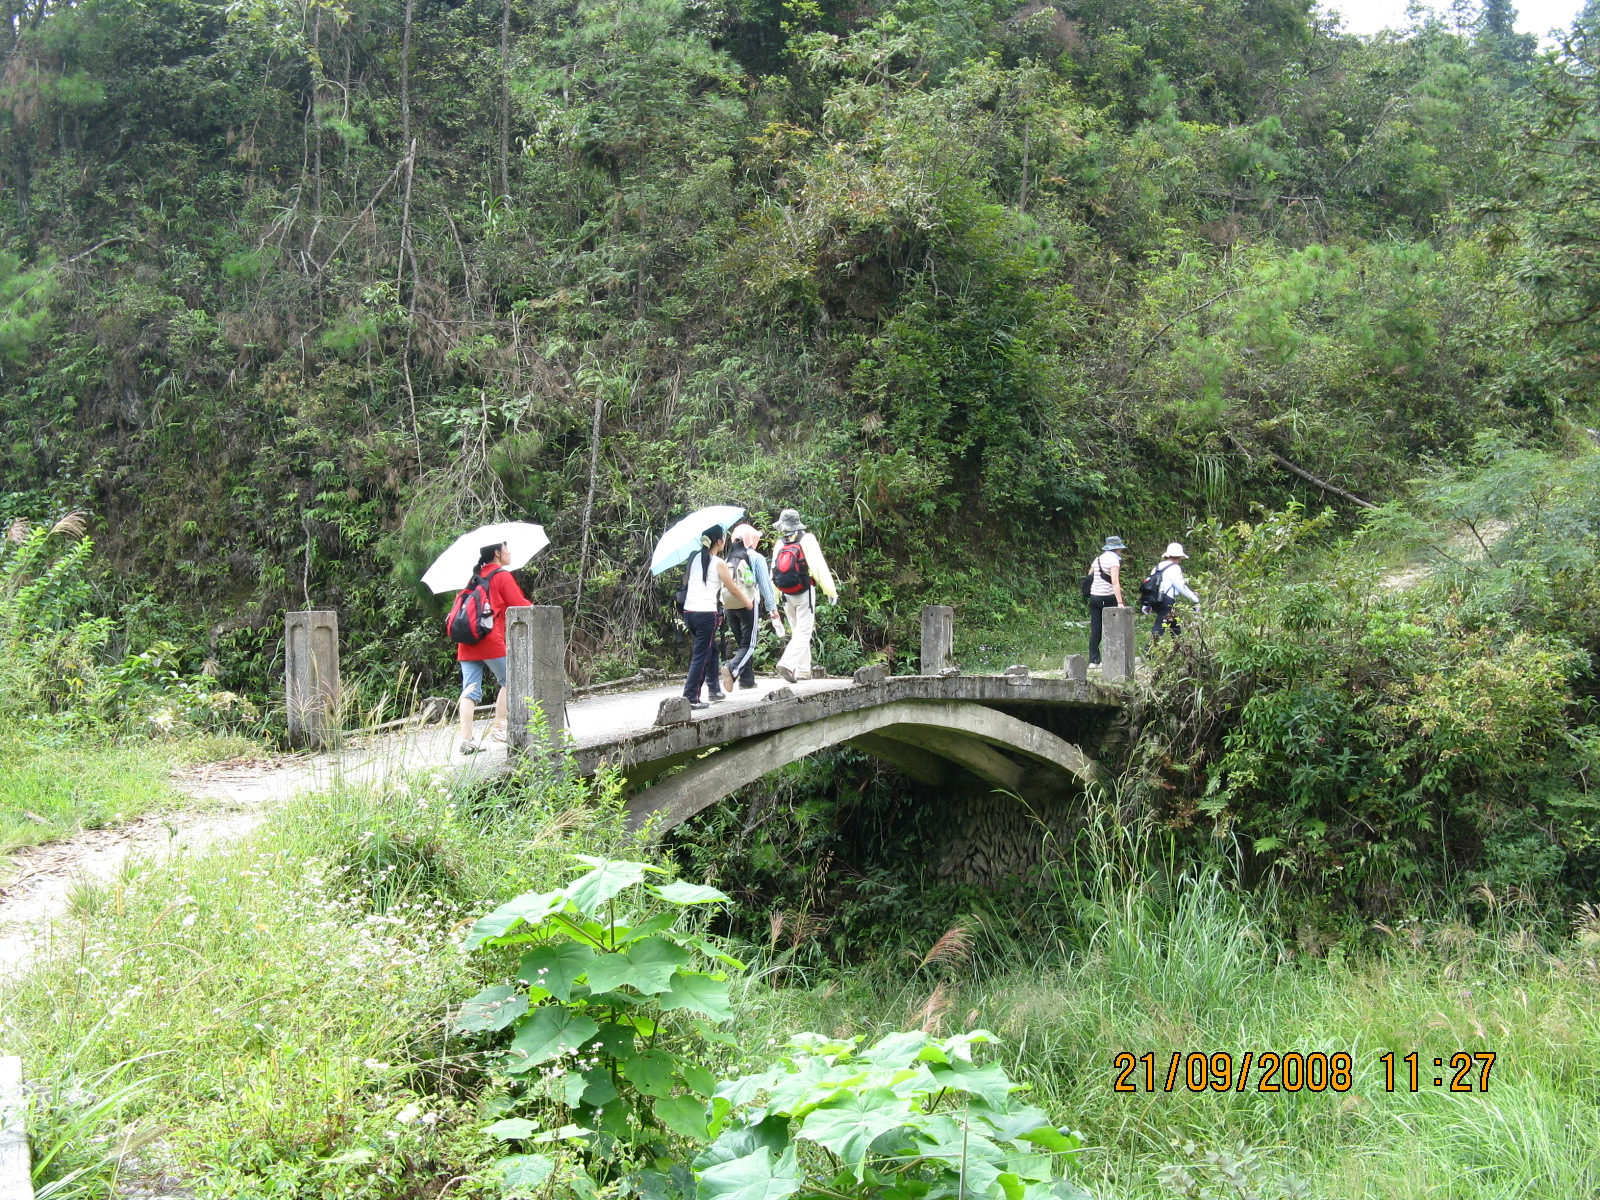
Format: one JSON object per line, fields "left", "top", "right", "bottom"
{"left": 724, "top": 814, "right": 1600, "bottom": 1200}
{"left": 1, "top": 761, "right": 633, "bottom": 1197}
{"left": 0, "top": 728, "right": 182, "bottom": 855}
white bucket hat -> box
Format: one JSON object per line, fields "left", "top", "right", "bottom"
{"left": 1164, "top": 542, "right": 1188, "bottom": 559}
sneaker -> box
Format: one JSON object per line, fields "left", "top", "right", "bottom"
{"left": 708, "top": 690, "right": 727, "bottom": 703}
{"left": 459, "top": 739, "right": 482, "bottom": 755}
{"left": 719, "top": 666, "right": 734, "bottom": 693}
{"left": 488, "top": 723, "right": 508, "bottom": 743}
{"left": 778, "top": 665, "right": 796, "bottom": 684}
{"left": 738, "top": 681, "right": 758, "bottom": 690}
{"left": 688, "top": 700, "right": 709, "bottom": 710}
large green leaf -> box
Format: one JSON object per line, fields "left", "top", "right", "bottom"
{"left": 695, "top": 1147, "right": 802, "bottom": 1200}
{"left": 650, "top": 879, "right": 730, "bottom": 905}
{"left": 681, "top": 1062, "right": 716, "bottom": 1098}
{"left": 859, "top": 1031, "right": 932, "bottom": 1069}
{"left": 590, "top": 1021, "right": 639, "bottom": 1058}
{"left": 454, "top": 984, "right": 528, "bottom": 1033}
{"left": 658, "top": 970, "right": 732, "bottom": 1021}
{"left": 517, "top": 942, "right": 596, "bottom": 1001}
{"left": 484, "top": 1117, "right": 539, "bottom": 1140}
{"left": 694, "top": 1116, "right": 791, "bottom": 1170}
{"left": 579, "top": 1066, "right": 618, "bottom": 1108}
{"left": 464, "top": 889, "right": 568, "bottom": 950}
{"left": 586, "top": 937, "right": 691, "bottom": 995}
{"left": 927, "top": 1058, "right": 1015, "bottom": 1107}
{"left": 504, "top": 1008, "right": 600, "bottom": 1074}
{"left": 496, "top": 1153, "right": 555, "bottom": 1191}
{"left": 565, "top": 858, "right": 664, "bottom": 915}
{"left": 654, "top": 1094, "right": 711, "bottom": 1141}
{"left": 621, "top": 1049, "right": 679, "bottom": 1098}
{"left": 796, "top": 1088, "right": 911, "bottom": 1171}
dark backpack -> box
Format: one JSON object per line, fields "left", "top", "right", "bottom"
{"left": 1080, "top": 558, "right": 1106, "bottom": 602}
{"left": 1137, "top": 563, "right": 1171, "bottom": 611}
{"left": 447, "top": 567, "right": 497, "bottom": 644}
{"left": 674, "top": 561, "right": 691, "bottom": 614}
{"left": 772, "top": 536, "right": 811, "bottom": 595}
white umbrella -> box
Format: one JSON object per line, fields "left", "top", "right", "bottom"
{"left": 422, "top": 521, "right": 549, "bottom": 594}
{"left": 650, "top": 505, "right": 745, "bottom": 576}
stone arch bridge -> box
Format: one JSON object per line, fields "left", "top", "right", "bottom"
{"left": 284, "top": 604, "right": 1138, "bottom": 847}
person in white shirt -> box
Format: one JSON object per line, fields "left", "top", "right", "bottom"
{"left": 771, "top": 508, "right": 838, "bottom": 682}
{"left": 680, "top": 525, "right": 752, "bottom": 709}
{"left": 1086, "top": 535, "right": 1127, "bottom": 668}
{"left": 1147, "top": 541, "right": 1200, "bottom": 641}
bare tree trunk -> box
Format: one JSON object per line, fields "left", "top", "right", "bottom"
{"left": 401, "top": 0, "right": 414, "bottom": 150}
{"left": 397, "top": 139, "right": 421, "bottom": 465}
{"left": 498, "top": 0, "right": 512, "bottom": 199}
{"left": 575, "top": 380, "right": 606, "bottom": 607}
{"left": 1018, "top": 121, "right": 1030, "bottom": 212}
{"left": 311, "top": 6, "right": 323, "bottom": 219}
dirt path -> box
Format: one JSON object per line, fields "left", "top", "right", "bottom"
{"left": 1380, "top": 518, "right": 1510, "bottom": 592}
{"left": 0, "top": 718, "right": 515, "bottom": 980}
{"left": 0, "top": 676, "right": 835, "bottom": 980}
{"left": 0, "top": 758, "right": 310, "bottom": 978}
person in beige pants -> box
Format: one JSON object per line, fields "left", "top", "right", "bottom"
{"left": 771, "top": 509, "right": 838, "bottom": 682}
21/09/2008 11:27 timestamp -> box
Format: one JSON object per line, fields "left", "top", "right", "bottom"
{"left": 1112, "top": 1051, "right": 1496, "bottom": 1093}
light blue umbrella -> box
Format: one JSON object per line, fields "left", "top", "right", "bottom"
{"left": 650, "top": 505, "right": 745, "bottom": 576}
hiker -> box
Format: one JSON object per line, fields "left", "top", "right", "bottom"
{"left": 720, "top": 523, "right": 783, "bottom": 692}
{"left": 450, "top": 541, "right": 531, "bottom": 755}
{"left": 1084, "top": 535, "right": 1127, "bottom": 669}
{"left": 1144, "top": 542, "right": 1200, "bottom": 641}
{"left": 681, "top": 524, "right": 753, "bottom": 709}
{"left": 771, "top": 508, "right": 838, "bottom": 683}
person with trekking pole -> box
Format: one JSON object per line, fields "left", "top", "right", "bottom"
{"left": 771, "top": 508, "right": 838, "bottom": 683}
{"left": 720, "top": 522, "right": 783, "bottom": 692}
{"left": 1082, "top": 535, "right": 1126, "bottom": 670}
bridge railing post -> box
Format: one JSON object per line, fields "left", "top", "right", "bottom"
{"left": 507, "top": 605, "right": 568, "bottom": 754}
{"left": 285, "top": 609, "right": 340, "bottom": 748}
{"left": 1102, "top": 606, "right": 1137, "bottom": 682}
{"left": 920, "top": 605, "right": 954, "bottom": 675}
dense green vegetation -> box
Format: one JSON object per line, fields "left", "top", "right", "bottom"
{"left": 9, "top": 0, "right": 1600, "bottom": 1194}
{"left": 6, "top": 759, "right": 1599, "bottom": 1198}
{"left": 0, "top": 0, "right": 1589, "bottom": 684}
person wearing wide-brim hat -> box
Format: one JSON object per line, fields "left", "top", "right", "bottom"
{"left": 1085, "top": 536, "right": 1127, "bottom": 669}
{"left": 770, "top": 508, "right": 838, "bottom": 683}
{"left": 1146, "top": 541, "right": 1199, "bottom": 643}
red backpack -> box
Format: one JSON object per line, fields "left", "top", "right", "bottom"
{"left": 447, "top": 567, "right": 498, "bottom": 644}
{"left": 771, "top": 536, "right": 811, "bottom": 595}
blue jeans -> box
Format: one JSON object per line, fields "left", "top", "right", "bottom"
{"left": 682, "top": 611, "right": 721, "bottom": 701}
{"left": 459, "top": 656, "right": 507, "bottom": 703}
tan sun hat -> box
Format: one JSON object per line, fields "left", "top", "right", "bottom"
{"left": 1164, "top": 542, "right": 1188, "bottom": 559}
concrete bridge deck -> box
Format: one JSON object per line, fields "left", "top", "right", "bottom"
{"left": 284, "top": 603, "right": 1140, "bottom": 837}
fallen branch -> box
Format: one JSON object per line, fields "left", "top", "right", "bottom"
{"left": 1265, "top": 448, "right": 1376, "bottom": 509}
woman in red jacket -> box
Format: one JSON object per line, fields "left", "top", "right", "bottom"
{"left": 455, "top": 541, "right": 530, "bottom": 754}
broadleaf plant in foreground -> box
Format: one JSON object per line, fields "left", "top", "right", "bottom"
{"left": 456, "top": 857, "right": 1090, "bottom": 1200}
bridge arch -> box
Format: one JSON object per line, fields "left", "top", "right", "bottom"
{"left": 624, "top": 699, "right": 1098, "bottom": 835}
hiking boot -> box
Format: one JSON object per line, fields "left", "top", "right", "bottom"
{"left": 459, "top": 739, "right": 482, "bottom": 755}
{"left": 778, "top": 665, "right": 796, "bottom": 684}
